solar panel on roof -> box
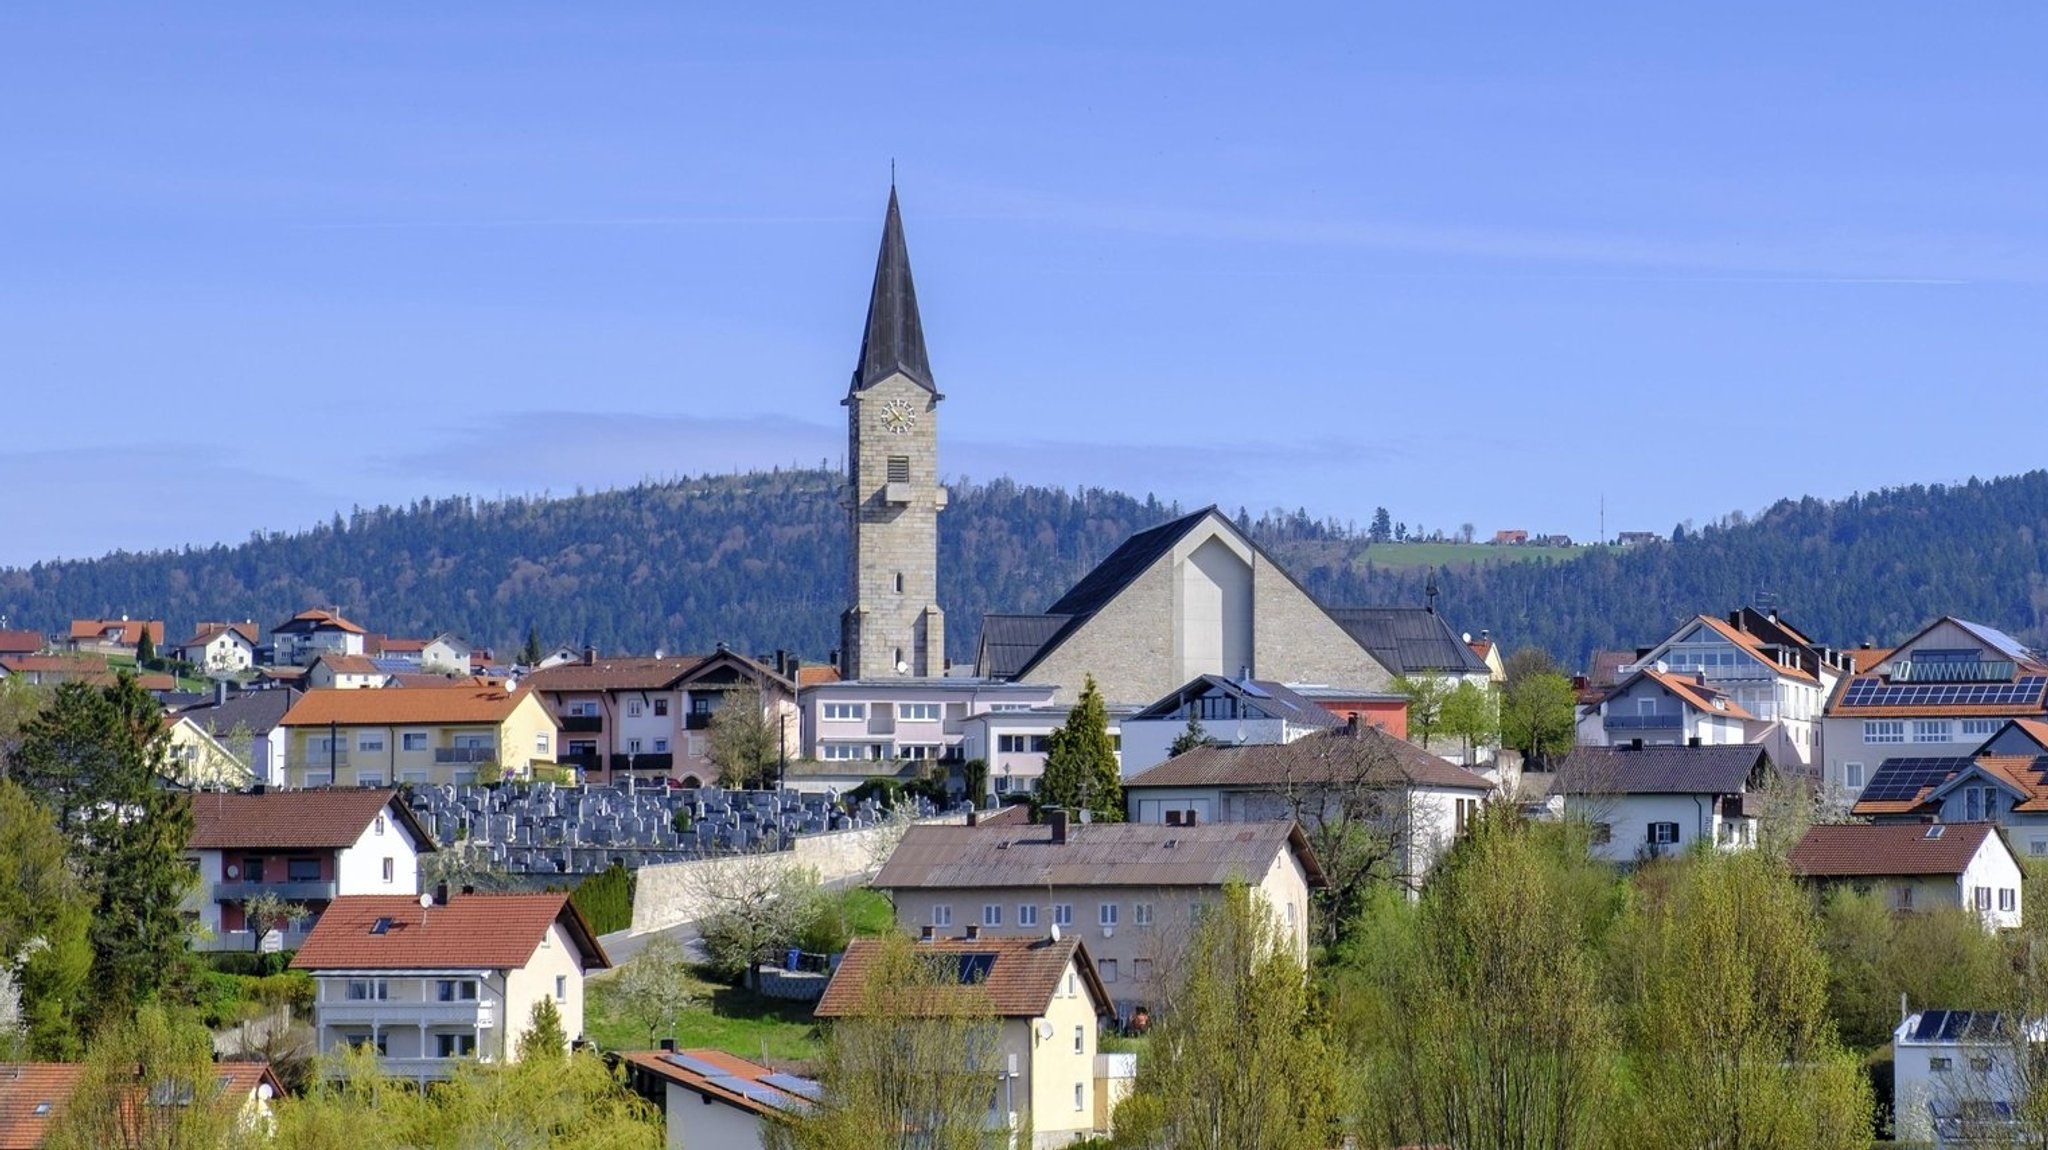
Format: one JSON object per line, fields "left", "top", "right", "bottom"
{"left": 1841, "top": 677, "right": 2048, "bottom": 708}
{"left": 1858, "top": 757, "right": 1971, "bottom": 803}
{"left": 706, "top": 1076, "right": 811, "bottom": 1114}
{"left": 664, "top": 1053, "right": 733, "bottom": 1079}
{"left": 955, "top": 952, "right": 998, "bottom": 984}
{"left": 761, "top": 1073, "right": 822, "bottom": 1101}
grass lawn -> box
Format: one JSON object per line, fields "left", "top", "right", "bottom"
{"left": 1363, "top": 541, "right": 1605, "bottom": 570}
{"left": 586, "top": 967, "right": 823, "bottom": 1061}
{"left": 841, "top": 887, "right": 896, "bottom": 936}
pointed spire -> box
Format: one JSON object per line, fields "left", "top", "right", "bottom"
{"left": 850, "top": 186, "right": 936, "bottom": 394}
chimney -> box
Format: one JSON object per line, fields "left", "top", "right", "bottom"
{"left": 1729, "top": 610, "right": 1742, "bottom": 627}
{"left": 1630, "top": 738, "right": 1644, "bottom": 750}
{"left": 582, "top": 646, "right": 597, "bottom": 666}
{"left": 1346, "top": 713, "right": 1361, "bottom": 736}
{"left": 964, "top": 924, "right": 980, "bottom": 940}
{"left": 659, "top": 1038, "right": 677, "bottom": 1052}
{"left": 966, "top": 808, "right": 979, "bottom": 827}
{"left": 1047, "top": 807, "right": 1069, "bottom": 845}
{"left": 461, "top": 884, "right": 475, "bottom": 896}
{"left": 214, "top": 679, "right": 229, "bottom": 707}
{"left": 434, "top": 883, "right": 450, "bottom": 905}
{"left": 1688, "top": 736, "right": 1702, "bottom": 747}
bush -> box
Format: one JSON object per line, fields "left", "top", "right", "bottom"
{"left": 572, "top": 863, "right": 635, "bottom": 936}
{"left": 846, "top": 778, "right": 903, "bottom": 807}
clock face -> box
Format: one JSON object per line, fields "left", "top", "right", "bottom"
{"left": 879, "top": 397, "right": 917, "bottom": 434}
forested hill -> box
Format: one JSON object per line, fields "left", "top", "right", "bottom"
{"left": 5, "top": 468, "right": 2048, "bottom": 670}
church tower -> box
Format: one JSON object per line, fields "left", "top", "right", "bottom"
{"left": 840, "top": 187, "right": 946, "bottom": 679}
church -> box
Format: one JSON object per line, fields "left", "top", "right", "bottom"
{"left": 833, "top": 190, "right": 1400, "bottom": 708}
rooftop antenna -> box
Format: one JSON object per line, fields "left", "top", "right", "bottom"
{"left": 1425, "top": 569, "right": 1440, "bottom": 614}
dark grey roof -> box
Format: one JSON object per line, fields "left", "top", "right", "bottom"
{"left": 976, "top": 615, "right": 1074, "bottom": 680}
{"left": 1131, "top": 675, "right": 1341, "bottom": 727}
{"left": 174, "top": 687, "right": 303, "bottom": 737}
{"left": 1554, "top": 744, "right": 1770, "bottom": 796}
{"left": 1045, "top": 508, "right": 1213, "bottom": 619}
{"left": 875, "top": 821, "right": 1326, "bottom": 890}
{"left": 1323, "top": 607, "right": 1489, "bottom": 675}
{"left": 849, "top": 186, "right": 935, "bottom": 395}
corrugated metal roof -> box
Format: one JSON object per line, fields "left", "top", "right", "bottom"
{"left": 875, "top": 821, "right": 1326, "bottom": 890}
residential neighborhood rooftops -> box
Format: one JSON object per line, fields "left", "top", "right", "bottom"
{"left": 1554, "top": 744, "right": 1772, "bottom": 795}
{"left": 816, "top": 934, "right": 1111, "bottom": 1019}
{"left": 523, "top": 655, "right": 708, "bottom": 692}
{"left": 290, "top": 893, "right": 608, "bottom": 971}
{"left": 279, "top": 684, "right": 538, "bottom": 727}
{"left": 1788, "top": 822, "right": 2005, "bottom": 878}
{"left": 875, "top": 820, "right": 1327, "bottom": 890}
{"left": 188, "top": 789, "right": 434, "bottom": 852}
{"left": 177, "top": 621, "right": 259, "bottom": 648}
{"left": 67, "top": 617, "right": 165, "bottom": 645}
{"left": 312, "top": 654, "right": 383, "bottom": 676}
{"left": 0, "top": 1062, "right": 281, "bottom": 1149}
{"left": 174, "top": 687, "right": 302, "bottom": 735}
{"left": 1130, "top": 675, "right": 1342, "bottom": 727}
{"left": 0, "top": 630, "right": 43, "bottom": 655}
{"left": 1125, "top": 725, "right": 1489, "bottom": 792}
{"left": 619, "top": 1049, "right": 817, "bottom": 1120}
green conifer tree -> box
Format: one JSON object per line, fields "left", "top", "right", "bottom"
{"left": 1038, "top": 675, "right": 1123, "bottom": 823}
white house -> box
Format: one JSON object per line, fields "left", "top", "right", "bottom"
{"left": 184, "top": 788, "right": 434, "bottom": 953}
{"left": 173, "top": 621, "right": 260, "bottom": 676}
{"left": 291, "top": 891, "right": 610, "bottom": 1079}
{"left": 798, "top": 677, "right": 1056, "bottom": 776}
{"left": 306, "top": 653, "right": 392, "bottom": 690}
{"left": 271, "top": 608, "right": 369, "bottom": 667}
{"left": 621, "top": 1047, "right": 816, "bottom": 1150}
{"left": 958, "top": 702, "right": 1136, "bottom": 800}
{"left": 1788, "top": 822, "right": 2023, "bottom": 930}
{"left": 1893, "top": 1010, "right": 2043, "bottom": 1145}
{"left": 1115, "top": 675, "right": 1341, "bottom": 779}
{"left": 420, "top": 633, "right": 474, "bottom": 674}
{"left": 1576, "top": 665, "right": 1752, "bottom": 749}
{"left": 1552, "top": 744, "right": 1772, "bottom": 863}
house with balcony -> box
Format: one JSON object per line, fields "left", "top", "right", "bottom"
{"left": 798, "top": 678, "right": 1057, "bottom": 785}
{"left": 958, "top": 702, "right": 1137, "bottom": 801}
{"left": 1575, "top": 664, "right": 1753, "bottom": 749}
{"left": 1591, "top": 610, "right": 1852, "bottom": 773}
{"left": 184, "top": 788, "right": 434, "bottom": 953}
{"left": 1552, "top": 744, "right": 1772, "bottom": 863}
{"left": 277, "top": 684, "right": 558, "bottom": 787}
{"left": 1846, "top": 718, "right": 2048, "bottom": 862}
{"left": 1114, "top": 675, "right": 1342, "bottom": 780}
{"left": 1821, "top": 617, "right": 2048, "bottom": 806}
{"left": 815, "top": 932, "right": 1121, "bottom": 1148}
{"left": 291, "top": 891, "right": 610, "bottom": 1080}
{"left": 875, "top": 814, "right": 1323, "bottom": 1020}
{"left": 523, "top": 647, "right": 798, "bottom": 786}
{"left": 172, "top": 621, "right": 259, "bottom": 676}
{"left": 270, "top": 607, "right": 369, "bottom": 667}
{"left": 1788, "top": 822, "right": 2022, "bottom": 930}
{"left": 65, "top": 616, "right": 165, "bottom": 656}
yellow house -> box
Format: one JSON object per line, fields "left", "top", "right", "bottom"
{"left": 816, "top": 932, "right": 1120, "bottom": 1148}
{"left": 279, "top": 685, "right": 558, "bottom": 787}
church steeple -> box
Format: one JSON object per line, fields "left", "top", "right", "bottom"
{"left": 850, "top": 186, "right": 936, "bottom": 395}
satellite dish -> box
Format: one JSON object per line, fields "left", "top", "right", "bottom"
{"left": 896, "top": 660, "right": 910, "bottom": 674}
{"left": 419, "top": 892, "right": 434, "bottom": 909}
{"left": 1036, "top": 1020, "right": 1055, "bottom": 1041}
{"left": 256, "top": 1083, "right": 275, "bottom": 1101}
{"left": 1049, "top": 922, "right": 1061, "bottom": 942}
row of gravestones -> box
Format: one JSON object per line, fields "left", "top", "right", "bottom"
{"left": 401, "top": 781, "right": 958, "bottom": 875}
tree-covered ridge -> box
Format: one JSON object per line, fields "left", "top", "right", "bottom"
{"left": 5, "top": 467, "right": 2048, "bottom": 669}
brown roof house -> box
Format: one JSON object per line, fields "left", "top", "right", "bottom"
{"left": 270, "top": 608, "right": 368, "bottom": 667}
{"left": 1789, "top": 822, "right": 2022, "bottom": 930}
{"left": 183, "top": 789, "right": 435, "bottom": 954}
{"left": 65, "top": 617, "right": 164, "bottom": 656}
{"left": 291, "top": 892, "right": 609, "bottom": 1079}
{"left": 620, "top": 1047, "right": 819, "bottom": 1150}
{"left": 874, "top": 816, "right": 1323, "bottom": 1018}
{"left": 524, "top": 647, "right": 797, "bottom": 787}
{"left": 0, "top": 1061, "right": 283, "bottom": 1149}
{"left": 1123, "top": 720, "right": 1492, "bottom": 888}
{"left": 816, "top": 933, "right": 1124, "bottom": 1146}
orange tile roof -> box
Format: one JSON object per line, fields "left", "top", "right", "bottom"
{"left": 66, "top": 618, "right": 165, "bottom": 646}
{"left": 797, "top": 665, "right": 842, "bottom": 688}
{"left": 278, "top": 609, "right": 367, "bottom": 635}
{"left": 1691, "top": 615, "right": 1818, "bottom": 683}
{"left": 314, "top": 654, "right": 383, "bottom": 676}
{"left": 280, "top": 685, "right": 539, "bottom": 728}
{"left": 1640, "top": 669, "right": 1754, "bottom": 720}
{"left": 188, "top": 789, "right": 434, "bottom": 851}
{"left": 1789, "top": 822, "right": 2004, "bottom": 878}
{"left": 816, "top": 935, "right": 1111, "bottom": 1019}
{"left": 290, "top": 893, "right": 608, "bottom": 971}
{"left": 0, "top": 1062, "right": 281, "bottom": 1149}
{"left": 1841, "top": 648, "right": 1895, "bottom": 676}
{"left": 0, "top": 654, "right": 109, "bottom": 675}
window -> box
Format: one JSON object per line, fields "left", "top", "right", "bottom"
{"left": 358, "top": 732, "right": 385, "bottom": 752}
{"left": 1053, "top": 904, "right": 1073, "bottom": 927}
{"left": 436, "top": 980, "right": 479, "bottom": 1002}
{"left": 1132, "top": 958, "right": 1153, "bottom": 982}
{"left": 1098, "top": 959, "right": 1117, "bottom": 984}
{"left": 983, "top": 904, "right": 1003, "bottom": 927}
{"left": 1285, "top": 901, "right": 1297, "bottom": 927}
{"left": 535, "top": 733, "right": 550, "bottom": 755}
{"left": 243, "top": 857, "right": 265, "bottom": 883}
{"left": 1971, "top": 1056, "right": 1995, "bottom": 1073}
{"left": 1134, "top": 902, "right": 1154, "bottom": 927}
{"left": 1975, "top": 886, "right": 1993, "bottom": 911}
{"left": 1074, "top": 1083, "right": 1084, "bottom": 1111}
{"left": 1844, "top": 762, "right": 1865, "bottom": 790}
{"left": 887, "top": 456, "right": 911, "bottom": 483}
{"left": 653, "top": 698, "right": 669, "bottom": 717}
{"left": 1590, "top": 823, "right": 1613, "bottom": 846}
{"left": 653, "top": 738, "right": 669, "bottom": 753}
{"left": 1895, "top": 885, "right": 1915, "bottom": 911}
{"left": 900, "top": 744, "right": 939, "bottom": 760}
{"left": 1961, "top": 718, "right": 1999, "bottom": 737}
{"left": 1929, "top": 1056, "right": 1952, "bottom": 1072}
{"left": 894, "top": 573, "right": 904, "bottom": 594}
{"left": 822, "top": 703, "right": 866, "bottom": 721}
{"left": 303, "top": 771, "right": 332, "bottom": 787}
{"left": 627, "top": 700, "right": 644, "bottom": 718}
{"left": 898, "top": 703, "right": 941, "bottom": 722}
{"left": 1017, "top": 904, "right": 1038, "bottom": 927}
{"left": 1865, "top": 721, "right": 1905, "bottom": 744}
{"left": 374, "top": 815, "right": 387, "bottom": 836}
{"left": 2032, "top": 840, "right": 2047, "bottom": 858}
{"left": 1063, "top": 971, "right": 1075, "bottom": 998}
{"left": 402, "top": 732, "right": 428, "bottom": 751}
{"left": 821, "top": 743, "right": 867, "bottom": 761}
{"left": 931, "top": 905, "right": 953, "bottom": 927}
{"left": 345, "top": 979, "right": 388, "bottom": 1001}
{"left": 341, "top": 1033, "right": 387, "bottom": 1055}
{"left": 555, "top": 975, "right": 568, "bottom": 1001}
{"left": 1649, "top": 822, "right": 1680, "bottom": 845}
{"left": 1455, "top": 797, "right": 1480, "bottom": 833}
{"left": 626, "top": 738, "right": 643, "bottom": 754}
{"left": 356, "top": 771, "right": 385, "bottom": 787}
{"left": 381, "top": 858, "right": 394, "bottom": 883}
{"left": 1074, "top": 1024, "right": 1087, "bottom": 1054}
{"left": 2000, "top": 888, "right": 2017, "bottom": 912}
{"left": 288, "top": 858, "right": 321, "bottom": 882}
{"left": 1913, "top": 719, "right": 1951, "bottom": 744}
{"left": 1098, "top": 903, "right": 1118, "bottom": 928}
{"left": 436, "top": 1033, "right": 478, "bottom": 1058}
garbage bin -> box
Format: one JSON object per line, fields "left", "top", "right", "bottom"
{"left": 785, "top": 948, "right": 801, "bottom": 971}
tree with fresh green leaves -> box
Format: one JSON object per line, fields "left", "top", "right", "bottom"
{"left": 606, "top": 935, "right": 700, "bottom": 1047}
{"left": 41, "top": 1002, "right": 261, "bottom": 1150}
{"left": 770, "top": 931, "right": 1008, "bottom": 1150}
{"left": 13, "top": 675, "right": 195, "bottom": 1027}
{"left": 1391, "top": 675, "right": 1453, "bottom": 750}
{"left": 692, "top": 859, "right": 829, "bottom": 988}
{"left": 1113, "top": 885, "right": 1346, "bottom": 1150}
{"left": 1038, "top": 675, "right": 1123, "bottom": 822}
{"left": 1436, "top": 680, "right": 1499, "bottom": 763}
{"left": 0, "top": 780, "right": 91, "bottom": 1058}
{"left": 1167, "top": 713, "right": 1212, "bottom": 758}
{"left": 708, "top": 684, "right": 778, "bottom": 789}
{"left": 520, "top": 994, "right": 570, "bottom": 1061}
{"left": 1817, "top": 890, "right": 2015, "bottom": 1051}
{"left": 1609, "top": 851, "right": 1872, "bottom": 1148}
{"left": 1499, "top": 670, "right": 1578, "bottom": 769}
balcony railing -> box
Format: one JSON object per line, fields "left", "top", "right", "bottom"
{"left": 320, "top": 999, "right": 492, "bottom": 1026}
{"left": 560, "top": 715, "right": 604, "bottom": 733}
{"left": 609, "top": 753, "right": 674, "bottom": 773}
{"left": 684, "top": 713, "right": 714, "bottom": 731}
{"left": 1605, "top": 714, "right": 1682, "bottom": 730}
{"left": 1890, "top": 660, "right": 2017, "bottom": 683}
{"left": 193, "top": 925, "right": 314, "bottom": 953}
{"left": 303, "top": 749, "right": 350, "bottom": 767}
{"left": 215, "top": 880, "right": 338, "bottom": 902}
{"left": 434, "top": 747, "right": 497, "bottom": 764}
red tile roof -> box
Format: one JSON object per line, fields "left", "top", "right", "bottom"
{"left": 1640, "top": 669, "right": 1755, "bottom": 720}
{"left": 278, "top": 609, "right": 367, "bottom": 635}
{"left": 66, "top": 618, "right": 165, "bottom": 646}
{"left": 0, "top": 1062, "right": 281, "bottom": 1149}
{"left": 0, "top": 631, "right": 42, "bottom": 656}
{"left": 619, "top": 1049, "right": 814, "bottom": 1120}
{"left": 188, "top": 789, "right": 434, "bottom": 851}
{"left": 313, "top": 654, "right": 384, "bottom": 676}
{"left": 280, "top": 685, "right": 539, "bottom": 727}
{"left": 1691, "top": 614, "right": 1819, "bottom": 683}
{"left": 1788, "top": 822, "right": 2005, "bottom": 878}
{"left": 816, "top": 935, "right": 1111, "bottom": 1019}
{"left": 290, "top": 893, "right": 608, "bottom": 972}
{"left": 797, "top": 665, "right": 842, "bottom": 688}
{"left": 0, "top": 655, "right": 109, "bottom": 675}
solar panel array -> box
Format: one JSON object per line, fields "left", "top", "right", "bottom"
{"left": 955, "top": 952, "right": 998, "bottom": 985}
{"left": 761, "top": 1074, "right": 823, "bottom": 1102}
{"left": 663, "top": 1053, "right": 732, "bottom": 1079}
{"left": 1858, "top": 757, "right": 1971, "bottom": 803}
{"left": 1840, "top": 677, "right": 2048, "bottom": 709}
{"left": 1909, "top": 1010, "right": 2006, "bottom": 1043}
{"left": 705, "top": 1075, "right": 812, "bottom": 1115}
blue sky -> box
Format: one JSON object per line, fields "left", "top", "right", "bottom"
{"left": 3, "top": 4, "right": 2045, "bottom": 566}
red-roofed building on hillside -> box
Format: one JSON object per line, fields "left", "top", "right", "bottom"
{"left": 0, "top": 655, "right": 110, "bottom": 687}
{"left": 291, "top": 892, "right": 609, "bottom": 1079}
{"left": 1575, "top": 665, "right": 1754, "bottom": 751}
{"left": 278, "top": 685, "right": 558, "bottom": 788}
{"left": 65, "top": 617, "right": 164, "bottom": 657}
{"left": 172, "top": 621, "right": 260, "bottom": 676}
{"left": 0, "top": 1061, "right": 283, "bottom": 1148}
{"left": 1789, "top": 822, "right": 2022, "bottom": 931}
{"left": 0, "top": 630, "right": 44, "bottom": 658}
{"left": 184, "top": 789, "right": 434, "bottom": 953}
{"left": 270, "top": 608, "right": 368, "bottom": 668}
